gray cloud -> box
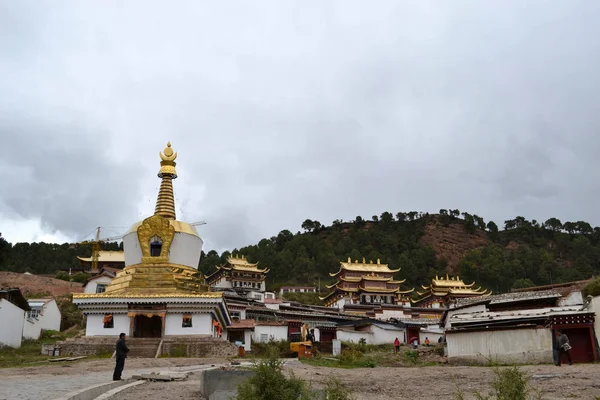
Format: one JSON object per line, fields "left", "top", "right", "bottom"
{"left": 1, "top": 1, "right": 600, "bottom": 251}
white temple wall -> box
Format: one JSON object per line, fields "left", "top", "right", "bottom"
{"left": 378, "top": 308, "right": 410, "bottom": 319}
{"left": 253, "top": 326, "right": 288, "bottom": 342}
{"left": 123, "top": 231, "right": 203, "bottom": 269}
{"left": 86, "top": 314, "right": 130, "bottom": 337}
{"left": 447, "top": 327, "right": 553, "bottom": 365}
{"left": 213, "top": 277, "right": 232, "bottom": 289}
{"left": 123, "top": 232, "right": 142, "bottom": 267}
{"left": 23, "top": 318, "right": 42, "bottom": 340}
{"left": 589, "top": 296, "right": 600, "bottom": 340}
{"left": 337, "top": 330, "right": 372, "bottom": 344}
{"left": 0, "top": 299, "right": 25, "bottom": 348}
{"left": 558, "top": 291, "right": 584, "bottom": 307}
{"left": 38, "top": 300, "right": 62, "bottom": 332}
{"left": 164, "top": 313, "right": 212, "bottom": 336}
{"left": 168, "top": 233, "right": 203, "bottom": 269}
{"left": 84, "top": 276, "right": 113, "bottom": 294}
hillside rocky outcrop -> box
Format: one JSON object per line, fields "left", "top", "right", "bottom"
{"left": 419, "top": 219, "right": 489, "bottom": 272}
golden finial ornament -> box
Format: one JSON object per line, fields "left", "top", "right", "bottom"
{"left": 155, "top": 142, "right": 178, "bottom": 220}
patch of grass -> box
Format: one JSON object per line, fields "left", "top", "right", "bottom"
{"left": 403, "top": 350, "right": 419, "bottom": 365}
{"left": 170, "top": 344, "right": 187, "bottom": 357}
{"left": 0, "top": 341, "right": 50, "bottom": 368}
{"left": 0, "top": 328, "right": 82, "bottom": 368}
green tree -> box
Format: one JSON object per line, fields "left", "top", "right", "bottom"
{"left": 70, "top": 272, "right": 91, "bottom": 283}
{"left": 583, "top": 278, "right": 600, "bottom": 297}
{"left": 55, "top": 271, "right": 70, "bottom": 281}
{"left": 544, "top": 218, "right": 563, "bottom": 232}
{"left": 380, "top": 212, "right": 394, "bottom": 224}
{"left": 301, "top": 219, "right": 315, "bottom": 232}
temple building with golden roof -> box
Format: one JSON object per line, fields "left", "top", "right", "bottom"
{"left": 320, "top": 258, "right": 414, "bottom": 308}
{"left": 77, "top": 251, "right": 125, "bottom": 272}
{"left": 205, "top": 255, "right": 270, "bottom": 294}
{"left": 412, "top": 275, "right": 491, "bottom": 308}
{"left": 72, "top": 143, "right": 231, "bottom": 340}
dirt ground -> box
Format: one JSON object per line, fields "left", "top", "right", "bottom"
{"left": 110, "top": 361, "right": 600, "bottom": 400}
{"left": 4, "top": 358, "right": 600, "bottom": 399}
{"left": 0, "top": 357, "right": 225, "bottom": 377}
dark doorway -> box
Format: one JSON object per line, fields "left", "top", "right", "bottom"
{"left": 319, "top": 330, "right": 336, "bottom": 342}
{"left": 133, "top": 315, "right": 163, "bottom": 338}
{"left": 407, "top": 327, "right": 420, "bottom": 344}
{"left": 228, "top": 330, "right": 244, "bottom": 344}
{"left": 558, "top": 328, "right": 595, "bottom": 363}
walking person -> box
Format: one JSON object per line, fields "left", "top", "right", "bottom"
{"left": 556, "top": 330, "right": 573, "bottom": 366}
{"left": 394, "top": 337, "right": 400, "bottom": 353}
{"left": 113, "top": 333, "right": 130, "bottom": 380}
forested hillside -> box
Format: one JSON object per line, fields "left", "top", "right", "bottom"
{"left": 1, "top": 210, "right": 599, "bottom": 294}
{"left": 0, "top": 237, "right": 121, "bottom": 275}
{"left": 199, "top": 211, "right": 600, "bottom": 294}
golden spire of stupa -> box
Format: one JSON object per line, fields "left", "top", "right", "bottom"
{"left": 155, "top": 142, "right": 178, "bottom": 220}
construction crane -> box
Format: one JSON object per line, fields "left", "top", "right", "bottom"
{"left": 78, "top": 221, "right": 207, "bottom": 273}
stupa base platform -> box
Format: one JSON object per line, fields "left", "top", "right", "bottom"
{"left": 56, "top": 336, "right": 237, "bottom": 358}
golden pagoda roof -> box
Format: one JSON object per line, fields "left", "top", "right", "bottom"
{"left": 97, "top": 263, "right": 209, "bottom": 295}
{"left": 429, "top": 275, "right": 475, "bottom": 288}
{"left": 329, "top": 257, "right": 400, "bottom": 276}
{"left": 205, "top": 255, "right": 270, "bottom": 279}
{"left": 77, "top": 251, "right": 125, "bottom": 263}
{"left": 126, "top": 220, "right": 200, "bottom": 238}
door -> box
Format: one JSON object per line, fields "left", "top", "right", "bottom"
{"left": 133, "top": 315, "right": 163, "bottom": 338}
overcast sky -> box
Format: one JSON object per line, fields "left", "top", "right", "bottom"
{"left": 1, "top": 1, "right": 599, "bottom": 252}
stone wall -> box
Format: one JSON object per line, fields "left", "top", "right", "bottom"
{"left": 161, "top": 338, "right": 237, "bottom": 358}
{"left": 58, "top": 342, "right": 114, "bottom": 357}
{"left": 56, "top": 336, "right": 238, "bottom": 358}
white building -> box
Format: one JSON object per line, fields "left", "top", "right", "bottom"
{"left": 443, "top": 290, "right": 597, "bottom": 364}
{"left": 0, "top": 288, "right": 29, "bottom": 348}
{"left": 279, "top": 286, "right": 317, "bottom": 296}
{"left": 336, "top": 319, "right": 406, "bottom": 345}
{"left": 205, "top": 255, "right": 269, "bottom": 295}
{"left": 253, "top": 321, "right": 288, "bottom": 343}
{"left": 83, "top": 269, "right": 116, "bottom": 294}
{"left": 23, "top": 298, "right": 62, "bottom": 340}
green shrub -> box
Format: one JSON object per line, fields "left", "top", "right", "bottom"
{"left": 39, "top": 330, "right": 65, "bottom": 341}
{"left": 583, "top": 277, "right": 600, "bottom": 297}
{"left": 434, "top": 345, "right": 445, "bottom": 357}
{"left": 55, "top": 271, "right": 70, "bottom": 281}
{"left": 339, "top": 348, "right": 361, "bottom": 365}
{"left": 403, "top": 350, "right": 419, "bottom": 365}
{"left": 324, "top": 376, "right": 355, "bottom": 400}
{"left": 236, "top": 346, "right": 312, "bottom": 400}
{"left": 70, "top": 272, "right": 91, "bottom": 283}
{"left": 454, "top": 366, "right": 544, "bottom": 400}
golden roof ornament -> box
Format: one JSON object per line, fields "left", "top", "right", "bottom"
{"left": 158, "top": 142, "right": 178, "bottom": 178}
